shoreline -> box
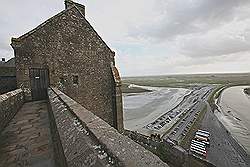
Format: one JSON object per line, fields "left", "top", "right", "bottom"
{"left": 201, "top": 103, "right": 249, "bottom": 167}
{"left": 214, "top": 109, "right": 250, "bottom": 163}
{"left": 212, "top": 86, "right": 250, "bottom": 163}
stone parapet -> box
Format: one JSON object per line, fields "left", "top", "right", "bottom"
{"left": 124, "top": 130, "right": 216, "bottom": 167}
{"left": 0, "top": 89, "right": 24, "bottom": 132}
{"left": 48, "top": 87, "right": 169, "bottom": 167}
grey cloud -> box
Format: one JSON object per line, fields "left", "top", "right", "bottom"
{"left": 129, "top": 0, "right": 250, "bottom": 41}
{"left": 1, "top": 0, "right": 250, "bottom": 75}
{"left": 176, "top": 53, "right": 247, "bottom": 68}
{"left": 0, "top": 0, "right": 62, "bottom": 60}
{"left": 180, "top": 26, "right": 250, "bottom": 58}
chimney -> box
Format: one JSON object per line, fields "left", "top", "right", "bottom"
{"left": 65, "top": 0, "right": 74, "bottom": 9}
{"left": 1, "top": 58, "right": 5, "bottom": 62}
{"left": 65, "top": 0, "right": 85, "bottom": 16}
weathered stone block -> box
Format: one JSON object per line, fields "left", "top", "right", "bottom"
{"left": 0, "top": 89, "right": 24, "bottom": 133}
{"left": 48, "top": 87, "right": 169, "bottom": 167}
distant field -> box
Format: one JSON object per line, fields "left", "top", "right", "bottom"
{"left": 122, "top": 73, "right": 250, "bottom": 93}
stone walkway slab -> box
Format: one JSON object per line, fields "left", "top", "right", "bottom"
{"left": 0, "top": 100, "right": 55, "bottom": 167}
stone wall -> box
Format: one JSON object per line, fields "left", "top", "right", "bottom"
{"left": 48, "top": 87, "right": 169, "bottom": 167}
{"left": 11, "top": 1, "right": 121, "bottom": 128}
{"left": 0, "top": 67, "right": 16, "bottom": 76}
{"left": 124, "top": 130, "right": 216, "bottom": 167}
{"left": 0, "top": 89, "right": 24, "bottom": 132}
{"left": 0, "top": 77, "right": 17, "bottom": 95}
{"left": 0, "top": 67, "right": 17, "bottom": 94}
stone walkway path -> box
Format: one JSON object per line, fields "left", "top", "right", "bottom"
{"left": 0, "top": 101, "right": 55, "bottom": 167}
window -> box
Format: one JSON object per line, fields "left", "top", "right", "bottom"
{"left": 73, "top": 75, "right": 79, "bottom": 85}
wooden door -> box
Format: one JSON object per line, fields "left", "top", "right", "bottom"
{"left": 29, "top": 68, "right": 49, "bottom": 101}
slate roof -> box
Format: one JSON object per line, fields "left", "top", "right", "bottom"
{"left": 0, "top": 58, "right": 15, "bottom": 67}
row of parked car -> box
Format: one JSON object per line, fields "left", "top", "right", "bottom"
{"left": 190, "top": 129, "right": 210, "bottom": 158}
{"left": 145, "top": 108, "right": 184, "bottom": 130}
{"left": 170, "top": 106, "right": 200, "bottom": 137}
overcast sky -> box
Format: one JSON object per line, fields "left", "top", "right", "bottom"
{"left": 1, "top": 0, "right": 250, "bottom": 76}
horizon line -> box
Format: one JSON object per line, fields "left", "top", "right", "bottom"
{"left": 122, "top": 71, "right": 250, "bottom": 78}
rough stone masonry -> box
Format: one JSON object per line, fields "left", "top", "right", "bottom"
{"left": 11, "top": 0, "right": 123, "bottom": 131}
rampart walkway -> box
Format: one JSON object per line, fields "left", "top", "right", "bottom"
{"left": 0, "top": 101, "right": 55, "bottom": 167}
{"left": 0, "top": 88, "right": 169, "bottom": 167}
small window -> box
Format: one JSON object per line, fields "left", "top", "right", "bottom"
{"left": 73, "top": 75, "right": 79, "bottom": 85}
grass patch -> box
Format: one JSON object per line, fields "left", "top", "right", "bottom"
{"left": 207, "top": 85, "right": 225, "bottom": 111}
{"left": 123, "top": 73, "right": 250, "bottom": 89}
{"left": 122, "top": 73, "right": 250, "bottom": 94}
{"left": 207, "top": 85, "right": 223, "bottom": 104}
{"left": 180, "top": 105, "right": 207, "bottom": 150}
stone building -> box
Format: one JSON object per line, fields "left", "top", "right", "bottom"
{"left": 0, "top": 58, "right": 15, "bottom": 68}
{"left": 0, "top": 58, "right": 16, "bottom": 94}
{"left": 11, "top": 0, "right": 123, "bottom": 131}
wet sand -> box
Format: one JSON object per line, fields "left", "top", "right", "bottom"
{"left": 217, "top": 86, "right": 250, "bottom": 154}
{"left": 123, "top": 85, "right": 190, "bottom": 133}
